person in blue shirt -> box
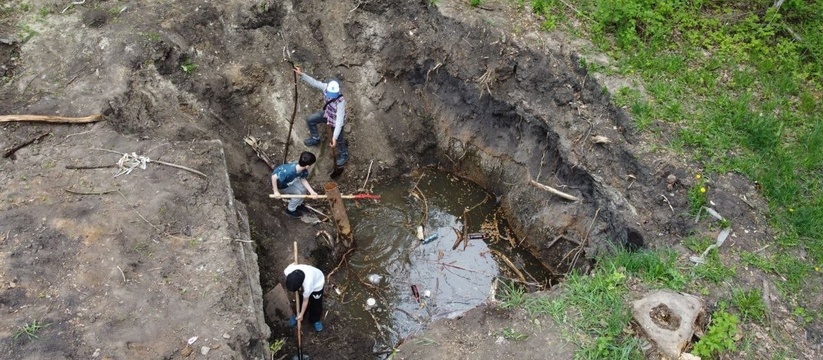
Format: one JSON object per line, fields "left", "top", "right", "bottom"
{"left": 271, "top": 151, "right": 318, "bottom": 218}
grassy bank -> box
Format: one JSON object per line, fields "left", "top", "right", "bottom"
{"left": 490, "top": 0, "right": 821, "bottom": 358}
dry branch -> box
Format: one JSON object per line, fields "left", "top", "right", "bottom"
{"left": 490, "top": 249, "right": 526, "bottom": 283}
{"left": 529, "top": 179, "right": 581, "bottom": 201}
{"left": 3, "top": 132, "right": 49, "bottom": 158}
{"left": 0, "top": 114, "right": 103, "bottom": 123}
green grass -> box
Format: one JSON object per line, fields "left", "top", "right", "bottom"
{"left": 731, "top": 288, "right": 767, "bottom": 324}
{"left": 551, "top": 261, "right": 642, "bottom": 359}
{"left": 14, "top": 320, "right": 49, "bottom": 341}
{"left": 180, "top": 59, "right": 197, "bottom": 75}
{"left": 533, "top": 0, "right": 823, "bottom": 302}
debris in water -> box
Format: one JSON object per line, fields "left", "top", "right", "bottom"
{"left": 411, "top": 285, "right": 421, "bottom": 303}
{"left": 422, "top": 233, "right": 439, "bottom": 244}
{"left": 416, "top": 225, "right": 424, "bottom": 240}
{"left": 367, "top": 274, "right": 383, "bottom": 284}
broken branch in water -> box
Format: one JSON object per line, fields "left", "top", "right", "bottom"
{"left": 490, "top": 249, "right": 526, "bottom": 283}
{"left": 529, "top": 179, "right": 581, "bottom": 201}
{"left": 451, "top": 227, "right": 463, "bottom": 250}
{"left": 0, "top": 114, "right": 103, "bottom": 123}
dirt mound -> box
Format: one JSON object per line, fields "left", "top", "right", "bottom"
{"left": 0, "top": 129, "right": 268, "bottom": 359}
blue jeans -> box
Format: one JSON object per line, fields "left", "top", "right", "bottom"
{"left": 281, "top": 180, "right": 306, "bottom": 211}
{"left": 306, "top": 111, "right": 348, "bottom": 159}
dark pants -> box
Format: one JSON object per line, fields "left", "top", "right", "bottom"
{"left": 299, "top": 289, "right": 324, "bottom": 324}
{"left": 306, "top": 111, "right": 348, "bottom": 158}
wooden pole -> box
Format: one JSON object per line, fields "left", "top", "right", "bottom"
{"left": 0, "top": 114, "right": 103, "bottom": 123}
{"left": 324, "top": 182, "right": 353, "bottom": 248}
{"left": 293, "top": 241, "right": 303, "bottom": 359}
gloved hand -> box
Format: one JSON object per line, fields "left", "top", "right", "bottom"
{"left": 288, "top": 315, "right": 297, "bottom": 328}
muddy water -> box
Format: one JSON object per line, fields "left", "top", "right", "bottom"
{"left": 330, "top": 170, "right": 552, "bottom": 353}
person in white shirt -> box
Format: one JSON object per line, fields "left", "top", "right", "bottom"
{"left": 284, "top": 263, "right": 326, "bottom": 332}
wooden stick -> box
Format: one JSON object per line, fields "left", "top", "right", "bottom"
{"left": 65, "top": 164, "right": 116, "bottom": 170}
{"left": 269, "top": 193, "right": 378, "bottom": 200}
{"left": 64, "top": 188, "right": 117, "bottom": 195}
{"left": 360, "top": 159, "right": 374, "bottom": 191}
{"left": 529, "top": 180, "right": 581, "bottom": 201}
{"left": 0, "top": 114, "right": 103, "bottom": 123}
{"left": 490, "top": 249, "right": 527, "bottom": 283}
{"left": 3, "top": 132, "right": 49, "bottom": 158}
{"left": 293, "top": 241, "right": 303, "bottom": 359}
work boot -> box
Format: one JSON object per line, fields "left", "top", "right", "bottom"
{"left": 303, "top": 137, "right": 321, "bottom": 147}
{"left": 288, "top": 316, "right": 297, "bottom": 328}
{"left": 313, "top": 321, "right": 323, "bottom": 332}
{"left": 335, "top": 152, "right": 349, "bottom": 166}
{"left": 296, "top": 204, "right": 308, "bottom": 213}
{"left": 285, "top": 208, "right": 302, "bottom": 218}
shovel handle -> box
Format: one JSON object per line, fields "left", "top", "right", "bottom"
{"left": 270, "top": 193, "right": 380, "bottom": 200}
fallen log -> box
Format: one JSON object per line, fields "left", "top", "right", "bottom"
{"left": 0, "top": 114, "right": 103, "bottom": 123}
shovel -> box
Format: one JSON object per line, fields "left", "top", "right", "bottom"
{"left": 291, "top": 241, "right": 309, "bottom": 360}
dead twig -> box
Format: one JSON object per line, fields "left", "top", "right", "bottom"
{"left": 65, "top": 164, "right": 116, "bottom": 170}
{"left": 64, "top": 188, "right": 117, "bottom": 195}
{"left": 451, "top": 227, "right": 463, "bottom": 250}
{"left": 529, "top": 179, "right": 581, "bottom": 201}
{"left": 116, "top": 266, "right": 126, "bottom": 283}
{"left": 3, "top": 132, "right": 49, "bottom": 158}
{"left": 360, "top": 159, "right": 374, "bottom": 191}
{"left": 490, "top": 249, "right": 526, "bottom": 283}
{"left": 326, "top": 247, "right": 356, "bottom": 281}
{"left": 661, "top": 194, "right": 675, "bottom": 213}
{"left": 0, "top": 114, "right": 103, "bottom": 123}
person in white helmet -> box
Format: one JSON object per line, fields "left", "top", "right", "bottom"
{"left": 293, "top": 66, "right": 349, "bottom": 166}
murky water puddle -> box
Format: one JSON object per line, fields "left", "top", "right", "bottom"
{"left": 327, "top": 169, "right": 552, "bottom": 353}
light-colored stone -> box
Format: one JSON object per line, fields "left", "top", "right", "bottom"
{"left": 632, "top": 290, "right": 705, "bottom": 359}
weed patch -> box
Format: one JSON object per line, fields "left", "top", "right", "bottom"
{"left": 692, "top": 309, "right": 739, "bottom": 358}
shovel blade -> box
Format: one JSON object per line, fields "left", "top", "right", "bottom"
{"left": 329, "top": 165, "right": 344, "bottom": 178}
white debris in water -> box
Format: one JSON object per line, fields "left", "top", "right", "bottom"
{"left": 367, "top": 274, "right": 383, "bottom": 284}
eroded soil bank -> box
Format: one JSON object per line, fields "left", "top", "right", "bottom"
{"left": 1, "top": 0, "right": 784, "bottom": 359}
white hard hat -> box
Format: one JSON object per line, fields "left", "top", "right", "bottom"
{"left": 325, "top": 81, "right": 340, "bottom": 97}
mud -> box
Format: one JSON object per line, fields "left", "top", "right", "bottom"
{"left": 0, "top": 0, "right": 804, "bottom": 359}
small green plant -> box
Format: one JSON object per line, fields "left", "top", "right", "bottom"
{"left": 19, "top": 3, "right": 32, "bottom": 12}
{"left": 692, "top": 310, "right": 739, "bottom": 358}
{"left": 691, "top": 249, "right": 735, "bottom": 284}
{"left": 18, "top": 24, "right": 38, "bottom": 43}
{"left": 144, "top": 32, "right": 161, "bottom": 42}
{"left": 500, "top": 328, "right": 528, "bottom": 341}
{"left": 15, "top": 320, "right": 49, "bottom": 341}
{"left": 731, "top": 288, "right": 766, "bottom": 323}
{"left": 180, "top": 59, "right": 197, "bottom": 75}
{"left": 687, "top": 174, "right": 708, "bottom": 215}
{"left": 469, "top": 0, "right": 482, "bottom": 8}
{"left": 604, "top": 248, "right": 687, "bottom": 290}
{"left": 37, "top": 6, "right": 50, "bottom": 18}
{"left": 496, "top": 280, "right": 527, "bottom": 309}
{"left": 268, "top": 338, "right": 285, "bottom": 354}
